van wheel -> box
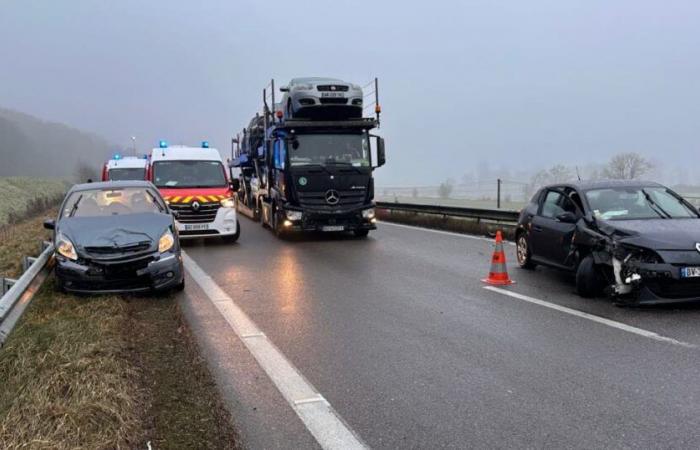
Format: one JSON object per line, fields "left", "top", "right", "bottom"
{"left": 516, "top": 232, "right": 536, "bottom": 269}
{"left": 576, "top": 255, "right": 604, "bottom": 298}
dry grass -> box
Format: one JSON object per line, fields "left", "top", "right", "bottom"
{"left": 0, "top": 213, "right": 239, "bottom": 449}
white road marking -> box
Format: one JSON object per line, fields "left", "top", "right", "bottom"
{"left": 484, "top": 286, "right": 696, "bottom": 349}
{"left": 182, "top": 252, "right": 367, "bottom": 450}
{"left": 379, "top": 220, "right": 516, "bottom": 245}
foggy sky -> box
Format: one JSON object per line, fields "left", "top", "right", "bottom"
{"left": 1, "top": 0, "right": 699, "bottom": 186}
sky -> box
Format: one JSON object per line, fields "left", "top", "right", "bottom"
{"left": 1, "top": 0, "right": 699, "bottom": 186}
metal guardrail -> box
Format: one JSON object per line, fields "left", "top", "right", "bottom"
{"left": 0, "top": 242, "right": 54, "bottom": 347}
{"left": 376, "top": 202, "right": 520, "bottom": 223}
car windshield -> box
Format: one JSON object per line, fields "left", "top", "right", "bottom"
{"left": 289, "top": 134, "right": 370, "bottom": 167}
{"left": 62, "top": 187, "right": 165, "bottom": 218}
{"left": 109, "top": 168, "right": 145, "bottom": 181}
{"left": 585, "top": 187, "right": 698, "bottom": 220}
{"left": 152, "top": 160, "right": 226, "bottom": 188}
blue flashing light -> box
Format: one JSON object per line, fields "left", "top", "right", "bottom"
{"left": 159, "top": 140, "right": 168, "bottom": 149}
{"left": 114, "top": 153, "right": 122, "bottom": 160}
{"left": 201, "top": 141, "right": 210, "bottom": 148}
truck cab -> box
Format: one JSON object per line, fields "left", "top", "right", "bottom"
{"left": 101, "top": 155, "right": 148, "bottom": 181}
{"left": 148, "top": 142, "right": 240, "bottom": 242}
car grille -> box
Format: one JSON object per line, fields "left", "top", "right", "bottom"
{"left": 317, "top": 85, "right": 349, "bottom": 92}
{"left": 85, "top": 242, "right": 151, "bottom": 256}
{"left": 319, "top": 98, "right": 348, "bottom": 105}
{"left": 169, "top": 202, "right": 220, "bottom": 223}
{"left": 297, "top": 190, "right": 366, "bottom": 209}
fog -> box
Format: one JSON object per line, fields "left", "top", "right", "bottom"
{"left": 1, "top": 0, "right": 699, "bottom": 186}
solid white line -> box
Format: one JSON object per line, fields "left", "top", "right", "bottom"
{"left": 379, "top": 220, "right": 516, "bottom": 245}
{"left": 484, "top": 286, "right": 696, "bottom": 349}
{"left": 182, "top": 252, "right": 367, "bottom": 450}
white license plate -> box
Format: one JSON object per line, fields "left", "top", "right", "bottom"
{"left": 184, "top": 223, "right": 209, "bottom": 231}
{"left": 321, "top": 92, "right": 344, "bottom": 98}
{"left": 322, "top": 225, "right": 345, "bottom": 232}
{"left": 681, "top": 267, "right": 700, "bottom": 278}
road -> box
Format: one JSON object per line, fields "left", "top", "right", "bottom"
{"left": 180, "top": 218, "right": 700, "bottom": 449}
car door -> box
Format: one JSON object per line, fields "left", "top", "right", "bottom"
{"left": 529, "top": 189, "right": 579, "bottom": 268}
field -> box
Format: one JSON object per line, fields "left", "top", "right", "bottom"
{"left": 0, "top": 177, "right": 70, "bottom": 227}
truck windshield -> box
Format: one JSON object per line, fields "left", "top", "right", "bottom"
{"left": 289, "top": 134, "right": 370, "bottom": 168}
{"left": 109, "top": 168, "right": 145, "bottom": 181}
{"left": 152, "top": 161, "right": 227, "bottom": 188}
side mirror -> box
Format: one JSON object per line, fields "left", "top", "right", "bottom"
{"left": 376, "top": 137, "right": 386, "bottom": 167}
{"left": 280, "top": 85, "right": 290, "bottom": 92}
{"left": 556, "top": 211, "right": 578, "bottom": 223}
{"left": 43, "top": 219, "right": 55, "bottom": 230}
{"left": 230, "top": 179, "right": 241, "bottom": 192}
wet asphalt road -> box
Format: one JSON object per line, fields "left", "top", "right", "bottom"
{"left": 182, "top": 219, "right": 700, "bottom": 449}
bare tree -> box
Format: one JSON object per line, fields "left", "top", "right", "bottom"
{"left": 437, "top": 178, "right": 455, "bottom": 199}
{"left": 528, "top": 164, "right": 574, "bottom": 194}
{"left": 602, "top": 152, "right": 653, "bottom": 179}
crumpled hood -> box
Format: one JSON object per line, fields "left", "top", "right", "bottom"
{"left": 598, "top": 218, "right": 700, "bottom": 251}
{"left": 58, "top": 213, "right": 172, "bottom": 254}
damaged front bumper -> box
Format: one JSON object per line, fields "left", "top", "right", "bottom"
{"left": 55, "top": 250, "right": 184, "bottom": 294}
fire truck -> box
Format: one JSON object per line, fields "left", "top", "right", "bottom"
{"left": 148, "top": 141, "right": 240, "bottom": 242}
{"left": 101, "top": 155, "right": 149, "bottom": 181}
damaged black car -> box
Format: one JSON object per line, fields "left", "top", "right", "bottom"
{"left": 516, "top": 180, "right": 700, "bottom": 305}
{"left": 44, "top": 181, "right": 184, "bottom": 294}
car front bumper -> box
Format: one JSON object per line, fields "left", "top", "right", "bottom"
{"left": 619, "top": 260, "right": 700, "bottom": 305}
{"left": 55, "top": 251, "right": 184, "bottom": 294}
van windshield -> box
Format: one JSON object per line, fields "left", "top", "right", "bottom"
{"left": 109, "top": 168, "right": 145, "bottom": 181}
{"left": 152, "top": 161, "right": 227, "bottom": 188}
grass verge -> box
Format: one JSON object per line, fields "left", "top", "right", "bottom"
{"left": 0, "top": 212, "right": 239, "bottom": 449}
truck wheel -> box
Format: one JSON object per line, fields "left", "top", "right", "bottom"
{"left": 576, "top": 255, "right": 603, "bottom": 298}
{"left": 272, "top": 209, "right": 287, "bottom": 239}
{"left": 516, "top": 232, "right": 536, "bottom": 270}
{"left": 354, "top": 229, "right": 370, "bottom": 238}
{"left": 222, "top": 221, "right": 240, "bottom": 243}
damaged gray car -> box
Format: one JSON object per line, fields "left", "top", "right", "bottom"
{"left": 516, "top": 180, "right": 700, "bottom": 305}
{"left": 44, "top": 181, "right": 184, "bottom": 294}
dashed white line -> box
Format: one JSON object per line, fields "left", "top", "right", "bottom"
{"left": 379, "top": 220, "right": 515, "bottom": 245}
{"left": 484, "top": 286, "right": 696, "bottom": 349}
{"left": 182, "top": 251, "right": 367, "bottom": 450}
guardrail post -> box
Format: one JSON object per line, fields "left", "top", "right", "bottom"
{"left": 41, "top": 241, "right": 52, "bottom": 252}
{"left": 22, "top": 256, "right": 37, "bottom": 273}
{"left": 497, "top": 178, "right": 502, "bottom": 209}
{"left": 1, "top": 278, "right": 17, "bottom": 295}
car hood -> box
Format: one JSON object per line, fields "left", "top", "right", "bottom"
{"left": 598, "top": 218, "right": 700, "bottom": 251}
{"left": 58, "top": 213, "right": 172, "bottom": 255}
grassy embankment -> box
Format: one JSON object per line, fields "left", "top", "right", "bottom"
{"left": 0, "top": 192, "right": 238, "bottom": 448}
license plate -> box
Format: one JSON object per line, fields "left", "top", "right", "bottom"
{"left": 680, "top": 267, "right": 700, "bottom": 278}
{"left": 320, "top": 92, "right": 344, "bottom": 98}
{"left": 184, "top": 223, "right": 209, "bottom": 231}
{"left": 322, "top": 225, "right": 344, "bottom": 232}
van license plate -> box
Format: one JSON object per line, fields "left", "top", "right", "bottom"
{"left": 184, "top": 223, "right": 209, "bottom": 231}
{"left": 681, "top": 267, "right": 700, "bottom": 278}
{"left": 322, "top": 225, "right": 344, "bottom": 232}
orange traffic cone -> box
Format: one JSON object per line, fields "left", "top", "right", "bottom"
{"left": 482, "top": 231, "right": 515, "bottom": 285}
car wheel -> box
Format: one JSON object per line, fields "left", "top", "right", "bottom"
{"left": 222, "top": 221, "right": 240, "bottom": 243}
{"left": 516, "top": 233, "right": 536, "bottom": 269}
{"left": 576, "top": 255, "right": 603, "bottom": 298}
{"left": 354, "top": 229, "right": 370, "bottom": 238}
{"left": 174, "top": 277, "right": 185, "bottom": 292}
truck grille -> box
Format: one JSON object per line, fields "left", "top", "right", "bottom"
{"left": 169, "top": 202, "right": 220, "bottom": 223}
{"left": 317, "top": 85, "right": 349, "bottom": 92}
{"left": 297, "top": 190, "right": 366, "bottom": 209}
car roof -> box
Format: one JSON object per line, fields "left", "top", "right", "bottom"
{"left": 70, "top": 180, "right": 155, "bottom": 192}
{"left": 546, "top": 179, "right": 664, "bottom": 191}
{"left": 290, "top": 77, "right": 343, "bottom": 84}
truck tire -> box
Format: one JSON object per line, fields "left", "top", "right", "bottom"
{"left": 576, "top": 255, "right": 603, "bottom": 298}
{"left": 354, "top": 229, "right": 370, "bottom": 238}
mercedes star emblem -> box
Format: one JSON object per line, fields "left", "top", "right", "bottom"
{"left": 696, "top": 243, "right": 700, "bottom": 253}
{"left": 325, "top": 190, "right": 340, "bottom": 205}
{"left": 192, "top": 201, "right": 201, "bottom": 212}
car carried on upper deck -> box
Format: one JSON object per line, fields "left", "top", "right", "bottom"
{"left": 515, "top": 180, "right": 700, "bottom": 305}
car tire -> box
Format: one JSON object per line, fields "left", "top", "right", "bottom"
{"left": 516, "top": 232, "right": 536, "bottom": 270}
{"left": 576, "top": 255, "right": 603, "bottom": 298}
{"left": 354, "top": 229, "right": 370, "bottom": 238}
{"left": 174, "top": 277, "right": 185, "bottom": 292}
{"left": 222, "top": 221, "right": 240, "bottom": 243}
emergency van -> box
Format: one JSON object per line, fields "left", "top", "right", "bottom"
{"left": 101, "top": 155, "right": 149, "bottom": 181}
{"left": 148, "top": 141, "right": 240, "bottom": 242}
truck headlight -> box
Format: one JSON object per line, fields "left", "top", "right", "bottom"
{"left": 362, "top": 208, "right": 375, "bottom": 219}
{"left": 56, "top": 233, "right": 78, "bottom": 261}
{"left": 286, "top": 210, "right": 303, "bottom": 221}
{"left": 158, "top": 230, "right": 175, "bottom": 253}
{"left": 220, "top": 197, "right": 235, "bottom": 208}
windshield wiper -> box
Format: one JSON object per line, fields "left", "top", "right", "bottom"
{"left": 68, "top": 195, "right": 83, "bottom": 218}
{"left": 641, "top": 189, "right": 671, "bottom": 219}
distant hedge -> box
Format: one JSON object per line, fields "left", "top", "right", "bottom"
{"left": 0, "top": 177, "right": 70, "bottom": 226}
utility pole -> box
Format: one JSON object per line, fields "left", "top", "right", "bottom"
{"left": 131, "top": 136, "right": 136, "bottom": 156}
